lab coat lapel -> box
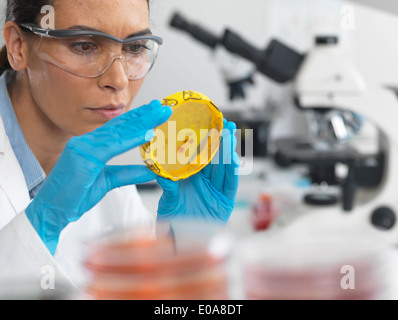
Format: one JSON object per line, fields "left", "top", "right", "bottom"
{"left": 0, "top": 118, "right": 30, "bottom": 217}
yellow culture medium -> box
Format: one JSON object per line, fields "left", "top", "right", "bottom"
{"left": 140, "top": 90, "right": 224, "bottom": 181}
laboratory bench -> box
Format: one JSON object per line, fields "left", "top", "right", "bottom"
{"left": 137, "top": 158, "right": 398, "bottom": 300}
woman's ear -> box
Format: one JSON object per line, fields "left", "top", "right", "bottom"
{"left": 3, "top": 21, "right": 30, "bottom": 71}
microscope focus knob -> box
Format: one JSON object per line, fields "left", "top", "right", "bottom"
{"left": 371, "top": 207, "right": 396, "bottom": 230}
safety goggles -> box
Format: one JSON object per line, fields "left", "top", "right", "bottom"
{"left": 19, "top": 23, "right": 163, "bottom": 80}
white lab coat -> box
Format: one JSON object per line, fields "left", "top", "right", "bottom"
{"left": 0, "top": 115, "right": 156, "bottom": 296}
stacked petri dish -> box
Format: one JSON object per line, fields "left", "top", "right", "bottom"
{"left": 82, "top": 222, "right": 230, "bottom": 300}
{"left": 234, "top": 225, "right": 393, "bottom": 300}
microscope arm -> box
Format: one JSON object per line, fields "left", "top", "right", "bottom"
{"left": 170, "top": 12, "right": 305, "bottom": 84}
{"left": 220, "top": 29, "right": 305, "bottom": 83}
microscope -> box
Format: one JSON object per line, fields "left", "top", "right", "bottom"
{"left": 169, "top": 12, "right": 398, "bottom": 243}
{"left": 288, "top": 34, "right": 398, "bottom": 243}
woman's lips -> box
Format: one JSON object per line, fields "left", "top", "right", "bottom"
{"left": 88, "top": 106, "right": 125, "bottom": 120}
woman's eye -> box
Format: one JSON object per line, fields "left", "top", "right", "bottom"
{"left": 70, "top": 42, "right": 98, "bottom": 54}
{"left": 124, "top": 43, "right": 149, "bottom": 55}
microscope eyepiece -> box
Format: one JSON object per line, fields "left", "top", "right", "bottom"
{"left": 169, "top": 12, "right": 219, "bottom": 49}
{"left": 170, "top": 12, "right": 189, "bottom": 31}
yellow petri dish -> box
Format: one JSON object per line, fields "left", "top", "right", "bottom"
{"left": 140, "top": 90, "right": 224, "bottom": 181}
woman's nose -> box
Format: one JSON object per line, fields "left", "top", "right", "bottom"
{"left": 98, "top": 57, "right": 130, "bottom": 91}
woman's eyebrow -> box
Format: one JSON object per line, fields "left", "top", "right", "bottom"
{"left": 66, "top": 25, "right": 153, "bottom": 37}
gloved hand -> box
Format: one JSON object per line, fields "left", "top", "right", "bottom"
{"left": 156, "top": 120, "right": 240, "bottom": 225}
{"left": 25, "top": 100, "right": 172, "bottom": 255}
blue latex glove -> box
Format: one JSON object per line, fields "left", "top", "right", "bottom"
{"left": 25, "top": 100, "right": 172, "bottom": 255}
{"left": 156, "top": 120, "right": 240, "bottom": 225}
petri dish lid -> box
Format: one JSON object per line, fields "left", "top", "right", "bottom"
{"left": 140, "top": 90, "right": 224, "bottom": 181}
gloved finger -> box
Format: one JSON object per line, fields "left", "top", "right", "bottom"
{"left": 70, "top": 100, "right": 173, "bottom": 164}
{"left": 156, "top": 177, "right": 180, "bottom": 217}
{"left": 223, "top": 132, "right": 237, "bottom": 165}
{"left": 201, "top": 160, "right": 213, "bottom": 180}
{"left": 210, "top": 121, "right": 237, "bottom": 192}
{"left": 223, "top": 152, "right": 240, "bottom": 201}
{"left": 101, "top": 100, "right": 170, "bottom": 134}
{"left": 104, "top": 165, "right": 158, "bottom": 190}
{"left": 156, "top": 176, "right": 179, "bottom": 196}
{"left": 202, "top": 118, "right": 229, "bottom": 180}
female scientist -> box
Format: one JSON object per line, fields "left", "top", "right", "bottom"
{"left": 0, "top": 0, "right": 239, "bottom": 289}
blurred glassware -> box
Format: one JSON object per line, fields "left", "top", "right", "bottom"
{"left": 234, "top": 224, "right": 393, "bottom": 300}
{"left": 81, "top": 221, "right": 231, "bottom": 300}
{"left": 252, "top": 193, "right": 281, "bottom": 231}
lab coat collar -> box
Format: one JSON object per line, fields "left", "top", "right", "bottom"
{"left": 0, "top": 116, "right": 30, "bottom": 215}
